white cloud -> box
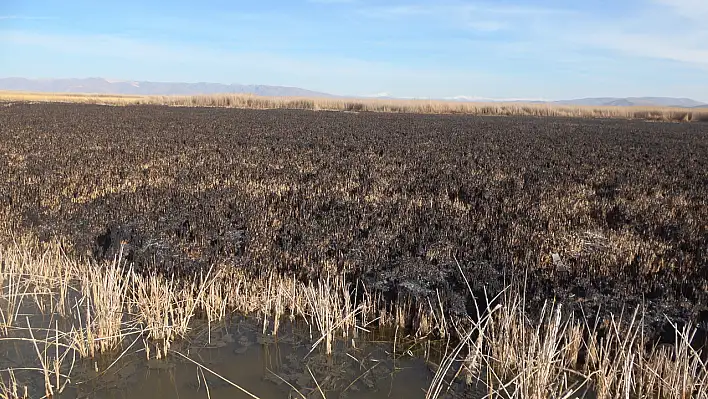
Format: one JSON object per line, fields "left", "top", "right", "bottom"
{"left": 560, "top": 0, "right": 708, "bottom": 68}
{"left": 356, "top": 1, "right": 707, "bottom": 70}
{"left": 580, "top": 32, "right": 708, "bottom": 67}
{"left": 652, "top": 0, "right": 708, "bottom": 20}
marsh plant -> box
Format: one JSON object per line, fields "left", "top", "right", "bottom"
{"left": 0, "top": 240, "right": 706, "bottom": 398}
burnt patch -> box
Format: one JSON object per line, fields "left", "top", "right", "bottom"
{"left": 0, "top": 103, "right": 707, "bottom": 340}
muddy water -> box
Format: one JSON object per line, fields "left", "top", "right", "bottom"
{"left": 0, "top": 310, "right": 462, "bottom": 399}
{"left": 75, "top": 320, "right": 438, "bottom": 399}
{"left": 0, "top": 290, "right": 600, "bottom": 399}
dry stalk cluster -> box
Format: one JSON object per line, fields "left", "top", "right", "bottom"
{"left": 428, "top": 290, "right": 708, "bottom": 399}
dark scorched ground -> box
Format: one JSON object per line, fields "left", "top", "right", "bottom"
{"left": 1, "top": 103, "right": 707, "bottom": 346}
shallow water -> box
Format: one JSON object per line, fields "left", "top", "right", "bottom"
{"left": 0, "top": 310, "right": 457, "bottom": 399}
{"left": 74, "top": 320, "right": 438, "bottom": 399}
{"left": 0, "top": 292, "right": 597, "bottom": 399}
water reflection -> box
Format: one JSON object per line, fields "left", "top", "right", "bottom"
{"left": 1, "top": 313, "right": 450, "bottom": 398}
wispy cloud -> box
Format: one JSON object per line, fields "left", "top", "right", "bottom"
{"left": 0, "top": 30, "right": 496, "bottom": 90}
{"left": 357, "top": 2, "right": 572, "bottom": 33}
{"left": 466, "top": 20, "right": 507, "bottom": 32}
{"left": 358, "top": 3, "right": 570, "bottom": 17}
{"left": 652, "top": 0, "right": 708, "bottom": 20}
{"left": 307, "top": 0, "right": 356, "bottom": 3}
{"left": 580, "top": 32, "right": 708, "bottom": 68}
{"left": 360, "top": 5, "right": 428, "bottom": 17}
{"left": 0, "top": 15, "right": 53, "bottom": 20}
{"left": 563, "top": 0, "right": 708, "bottom": 68}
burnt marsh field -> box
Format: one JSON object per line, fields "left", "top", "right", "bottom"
{"left": 1, "top": 102, "right": 707, "bottom": 342}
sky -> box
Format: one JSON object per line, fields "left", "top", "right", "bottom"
{"left": 1, "top": 0, "right": 707, "bottom": 101}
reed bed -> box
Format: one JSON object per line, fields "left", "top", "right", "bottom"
{"left": 0, "top": 238, "right": 410, "bottom": 396}
{"left": 428, "top": 285, "right": 708, "bottom": 399}
{"left": 0, "top": 239, "right": 706, "bottom": 398}
{"left": 2, "top": 90, "right": 707, "bottom": 122}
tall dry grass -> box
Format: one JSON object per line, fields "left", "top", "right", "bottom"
{"left": 0, "top": 238, "right": 383, "bottom": 371}
{"left": 0, "top": 237, "right": 706, "bottom": 398}
{"left": 428, "top": 286, "right": 708, "bottom": 399}
{"left": 2, "top": 90, "right": 707, "bottom": 122}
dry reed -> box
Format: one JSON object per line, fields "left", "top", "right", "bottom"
{"left": 428, "top": 292, "right": 707, "bottom": 399}
{"left": 0, "top": 237, "right": 706, "bottom": 398}
{"left": 2, "top": 90, "right": 707, "bottom": 122}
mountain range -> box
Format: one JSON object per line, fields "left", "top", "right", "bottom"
{"left": 1, "top": 77, "right": 706, "bottom": 108}
{"left": 0, "top": 77, "right": 333, "bottom": 98}
{"left": 552, "top": 97, "right": 706, "bottom": 108}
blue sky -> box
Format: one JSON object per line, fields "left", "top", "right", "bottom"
{"left": 1, "top": 0, "right": 707, "bottom": 101}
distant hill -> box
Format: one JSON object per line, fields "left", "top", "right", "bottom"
{"left": 1, "top": 78, "right": 705, "bottom": 108}
{"left": 388, "top": 95, "right": 705, "bottom": 108}
{"left": 0, "top": 77, "right": 334, "bottom": 98}
{"left": 553, "top": 97, "right": 707, "bottom": 108}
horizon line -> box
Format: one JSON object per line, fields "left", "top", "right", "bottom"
{"left": 0, "top": 76, "right": 706, "bottom": 104}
